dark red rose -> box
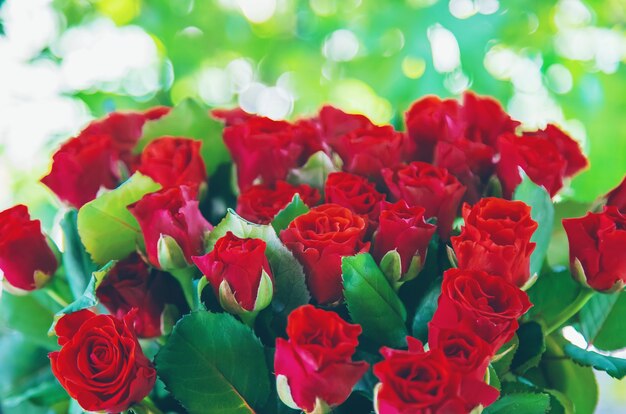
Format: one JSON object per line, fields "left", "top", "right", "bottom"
{"left": 429, "top": 269, "right": 532, "bottom": 352}
{"left": 373, "top": 337, "right": 499, "bottom": 414}
{"left": 563, "top": 206, "right": 626, "bottom": 291}
{"left": 49, "top": 309, "right": 156, "bottom": 413}
{"left": 428, "top": 328, "right": 493, "bottom": 381}
{"left": 525, "top": 124, "right": 588, "bottom": 178}
{"left": 496, "top": 132, "right": 567, "bottom": 198}
{"left": 280, "top": 204, "right": 370, "bottom": 304}
{"left": 606, "top": 175, "right": 626, "bottom": 213}
{"left": 461, "top": 91, "right": 519, "bottom": 147}
{"left": 211, "top": 107, "right": 254, "bottom": 126}
{"left": 137, "top": 137, "right": 207, "bottom": 189}
{"left": 128, "top": 186, "right": 212, "bottom": 269}
{"left": 372, "top": 200, "right": 436, "bottom": 274}
{"left": 331, "top": 125, "right": 407, "bottom": 182}
{"left": 236, "top": 181, "right": 320, "bottom": 224}
{"left": 451, "top": 198, "right": 538, "bottom": 287}
{"left": 325, "top": 172, "right": 385, "bottom": 227}
{"left": 223, "top": 116, "right": 323, "bottom": 191}
{"left": 317, "top": 105, "right": 376, "bottom": 148}
{"left": 382, "top": 162, "right": 466, "bottom": 239}
{"left": 96, "top": 253, "right": 187, "bottom": 338}
{"left": 192, "top": 232, "right": 274, "bottom": 312}
{"left": 0, "top": 205, "right": 57, "bottom": 291}
{"left": 274, "top": 305, "right": 369, "bottom": 412}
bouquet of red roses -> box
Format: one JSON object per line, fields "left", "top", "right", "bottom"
{"left": 1, "top": 92, "right": 625, "bottom": 414}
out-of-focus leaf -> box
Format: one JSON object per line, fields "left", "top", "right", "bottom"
{"left": 578, "top": 290, "right": 626, "bottom": 351}
{"left": 483, "top": 393, "right": 550, "bottom": 414}
{"left": 527, "top": 266, "right": 580, "bottom": 328}
{"left": 511, "top": 321, "right": 546, "bottom": 375}
{"left": 60, "top": 209, "right": 97, "bottom": 300}
{"left": 564, "top": 344, "right": 626, "bottom": 379}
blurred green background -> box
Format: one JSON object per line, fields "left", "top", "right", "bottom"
{"left": 0, "top": 0, "right": 625, "bottom": 411}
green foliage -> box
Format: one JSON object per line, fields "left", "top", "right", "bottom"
{"left": 483, "top": 393, "right": 550, "bottom": 414}
{"left": 527, "top": 266, "right": 580, "bottom": 328}
{"left": 271, "top": 194, "right": 309, "bottom": 233}
{"left": 410, "top": 280, "right": 441, "bottom": 342}
{"left": 342, "top": 253, "right": 408, "bottom": 348}
{"left": 577, "top": 291, "right": 626, "bottom": 351}
{"left": 511, "top": 322, "right": 546, "bottom": 375}
{"left": 564, "top": 344, "right": 626, "bottom": 380}
{"left": 54, "top": 261, "right": 116, "bottom": 319}
{"left": 492, "top": 335, "right": 519, "bottom": 377}
{"left": 0, "top": 292, "right": 57, "bottom": 350}
{"left": 60, "top": 210, "right": 97, "bottom": 300}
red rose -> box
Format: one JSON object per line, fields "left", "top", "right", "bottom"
{"left": 137, "top": 137, "right": 207, "bottom": 189}
{"left": 525, "top": 124, "right": 588, "bottom": 177}
{"left": 373, "top": 337, "right": 499, "bottom": 414}
{"left": 563, "top": 206, "right": 626, "bottom": 291}
{"left": 211, "top": 107, "right": 254, "bottom": 126}
{"left": 223, "top": 116, "right": 323, "bottom": 191}
{"left": 461, "top": 91, "right": 519, "bottom": 147}
{"left": 331, "top": 125, "right": 407, "bottom": 182}
{"left": 451, "top": 197, "right": 538, "bottom": 287}
{"left": 236, "top": 181, "right": 320, "bottom": 224}
{"left": 192, "top": 232, "right": 274, "bottom": 312}
{"left": 325, "top": 172, "right": 386, "bottom": 227}
{"left": 128, "top": 186, "right": 212, "bottom": 269}
{"left": 49, "top": 309, "right": 156, "bottom": 413}
{"left": 429, "top": 269, "right": 531, "bottom": 352}
{"left": 274, "top": 305, "right": 369, "bottom": 412}
{"left": 606, "top": 175, "right": 626, "bottom": 213}
{"left": 428, "top": 328, "right": 493, "bottom": 381}
{"left": 0, "top": 205, "right": 57, "bottom": 291}
{"left": 280, "top": 204, "right": 370, "bottom": 304}
{"left": 496, "top": 132, "right": 567, "bottom": 198}
{"left": 317, "top": 105, "right": 376, "bottom": 148}
{"left": 382, "top": 162, "right": 466, "bottom": 239}
{"left": 372, "top": 200, "right": 436, "bottom": 274}
{"left": 96, "top": 253, "right": 187, "bottom": 338}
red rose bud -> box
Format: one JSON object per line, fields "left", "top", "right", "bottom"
{"left": 236, "top": 181, "right": 320, "bottom": 224}
{"left": 428, "top": 328, "right": 493, "bottom": 381}
{"left": 96, "top": 253, "right": 188, "bottom": 338}
{"left": 280, "top": 204, "right": 370, "bottom": 304}
{"left": 49, "top": 309, "right": 157, "bottom": 413}
{"left": 41, "top": 108, "right": 169, "bottom": 208}
{"left": 563, "top": 206, "right": 626, "bottom": 292}
{"left": 606, "top": 175, "right": 626, "bottom": 213}
{"left": 137, "top": 137, "right": 207, "bottom": 189}
{"left": 451, "top": 198, "right": 538, "bottom": 288}
{"left": 223, "top": 116, "right": 323, "bottom": 191}
{"left": 211, "top": 107, "right": 254, "bottom": 126}
{"left": 429, "top": 269, "right": 532, "bottom": 352}
{"left": 317, "top": 105, "right": 376, "bottom": 148}
{"left": 525, "top": 124, "right": 588, "bottom": 178}
{"left": 324, "top": 172, "right": 386, "bottom": 229}
{"left": 496, "top": 132, "right": 567, "bottom": 198}
{"left": 461, "top": 91, "right": 520, "bottom": 147}
{"left": 192, "top": 232, "right": 274, "bottom": 322}
{"left": 382, "top": 161, "right": 465, "bottom": 240}
{"left": 372, "top": 200, "right": 436, "bottom": 285}
{"left": 274, "top": 305, "right": 369, "bottom": 413}
{"left": 331, "top": 125, "right": 407, "bottom": 182}
{"left": 0, "top": 205, "right": 58, "bottom": 292}
{"left": 373, "top": 337, "right": 499, "bottom": 414}
{"left": 128, "top": 186, "right": 212, "bottom": 269}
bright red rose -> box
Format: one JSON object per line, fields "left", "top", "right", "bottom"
{"left": 563, "top": 206, "right": 626, "bottom": 291}
{"left": 128, "top": 186, "right": 212, "bottom": 269}
{"left": 0, "top": 205, "right": 57, "bottom": 291}
{"left": 451, "top": 198, "right": 538, "bottom": 287}
{"left": 605, "top": 175, "right": 626, "bottom": 213}
{"left": 49, "top": 309, "right": 156, "bottom": 413}
{"left": 382, "top": 162, "right": 466, "bottom": 239}
{"left": 325, "top": 172, "right": 385, "bottom": 227}
{"left": 525, "top": 124, "right": 588, "bottom": 177}
{"left": 236, "top": 181, "right": 320, "bottom": 224}
{"left": 461, "top": 91, "right": 519, "bottom": 147}
{"left": 137, "top": 137, "right": 207, "bottom": 189}
{"left": 317, "top": 105, "right": 376, "bottom": 148}
{"left": 280, "top": 204, "right": 370, "bottom": 304}
{"left": 192, "top": 232, "right": 274, "bottom": 312}
{"left": 274, "top": 305, "right": 369, "bottom": 412}
{"left": 429, "top": 269, "right": 532, "bottom": 352}
{"left": 331, "top": 125, "right": 407, "bottom": 182}
{"left": 223, "top": 116, "right": 323, "bottom": 191}
{"left": 211, "top": 107, "right": 254, "bottom": 126}
{"left": 496, "top": 132, "right": 567, "bottom": 198}
{"left": 96, "top": 253, "right": 188, "bottom": 338}
{"left": 373, "top": 337, "right": 499, "bottom": 414}
{"left": 372, "top": 200, "right": 436, "bottom": 274}
{"left": 428, "top": 329, "right": 493, "bottom": 381}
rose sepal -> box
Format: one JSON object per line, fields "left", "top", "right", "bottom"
{"left": 157, "top": 234, "right": 189, "bottom": 271}
{"left": 380, "top": 249, "right": 423, "bottom": 290}
{"left": 218, "top": 269, "right": 273, "bottom": 326}
{"left": 275, "top": 374, "right": 332, "bottom": 414}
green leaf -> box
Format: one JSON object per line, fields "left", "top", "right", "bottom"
{"left": 342, "top": 253, "right": 408, "bottom": 348}
{"left": 491, "top": 334, "right": 519, "bottom": 377}
{"left": 155, "top": 311, "right": 270, "bottom": 414}
{"left": 0, "top": 292, "right": 57, "bottom": 350}
{"left": 563, "top": 344, "right": 626, "bottom": 379}
{"left": 77, "top": 173, "right": 161, "bottom": 264}
{"left": 484, "top": 393, "right": 550, "bottom": 414}
{"left": 511, "top": 322, "right": 546, "bottom": 375}
{"left": 410, "top": 281, "right": 441, "bottom": 342}
{"left": 513, "top": 173, "right": 554, "bottom": 277}
{"left": 287, "top": 151, "right": 339, "bottom": 193}
{"left": 206, "top": 210, "right": 309, "bottom": 318}
{"left": 271, "top": 194, "right": 309, "bottom": 233}
{"left": 487, "top": 365, "right": 501, "bottom": 391}
{"left": 578, "top": 290, "right": 626, "bottom": 351}
{"left": 527, "top": 266, "right": 580, "bottom": 328}
{"left": 499, "top": 382, "right": 573, "bottom": 414}
{"left": 138, "top": 99, "right": 229, "bottom": 175}
{"left": 55, "top": 261, "right": 116, "bottom": 319}
{"left": 60, "top": 210, "right": 97, "bottom": 300}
